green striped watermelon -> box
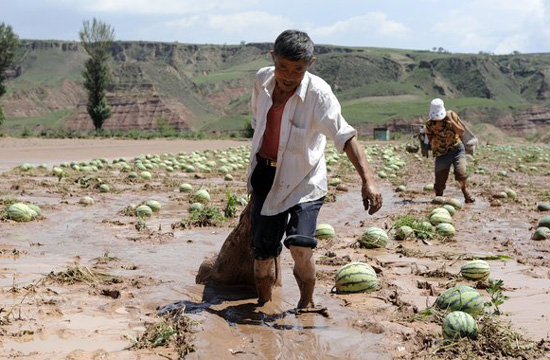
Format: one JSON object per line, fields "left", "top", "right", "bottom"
{"left": 460, "top": 260, "right": 490, "bottom": 280}
{"left": 27, "top": 204, "right": 42, "bottom": 218}
{"left": 430, "top": 207, "right": 451, "bottom": 218}
{"left": 443, "top": 311, "right": 478, "bottom": 340}
{"left": 394, "top": 225, "right": 414, "bottom": 240}
{"left": 135, "top": 205, "right": 153, "bottom": 218}
{"left": 444, "top": 198, "right": 463, "bottom": 210}
{"left": 435, "top": 285, "right": 484, "bottom": 316}
{"left": 315, "top": 224, "right": 335, "bottom": 239}
{"left": 145, "top": 200, "right": 161, "bottom": 212}
{"left": 194, "top": 189, "right": 211, "bottom": 205}
{"left": 430, "top": 212, "right": 453, "bottom": 226}
{"left": 538, "top": 216, "right": 550, "bottom": 229}
{"left": 442, "top": 204, "right": 456, "bottom": 216}
{"left": 334, "top": 262, "right": 378, "bottom": 294}
{"left": 141, "top": 171, "right": 152, "bottom": 180}
{"left": 99, "top": 184, "right": 110, "bottom": 193}
{"left": 7, "top": 203, "right": 32, "bottom": 222}
{"left": 532, "top": 227, "right": 550, "bottom": 241}
{"left": 504, "top": 188, "right": 517, "bottom": 199}
{"left": 358, "top": 227, "right": 388, "bottom": 249}
{"left": 188, "top": 202, "right": 205, "bottom": 212}
{"left": 537, "top": 203, "right": 550, "bottom": 211}
{"left": 436, "top": 223, "right": 455, "bottom": 237}
{"left": 179, "top": 183, "right": 194, "bottom": 193}
{"left": 431, "top": 196, "right": 447, "bottom": 205}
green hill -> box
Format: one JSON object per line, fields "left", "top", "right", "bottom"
{"left": 2, "top": 40, "right": 550, "bottom": 137}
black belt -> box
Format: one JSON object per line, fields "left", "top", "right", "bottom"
{"left": 256, "top": 154, "right": 277, "bottom": 167}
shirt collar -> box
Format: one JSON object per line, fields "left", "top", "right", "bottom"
{"left": 262, "top": 66, "right": 310, "bottom": 102}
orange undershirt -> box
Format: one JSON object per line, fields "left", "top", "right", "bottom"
{"left": 258, "top": 95, "right": 292, "bottom": 161}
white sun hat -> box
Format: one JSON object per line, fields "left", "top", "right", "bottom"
{"left": 428, "top": 98, "right": 447, "bottom": 120}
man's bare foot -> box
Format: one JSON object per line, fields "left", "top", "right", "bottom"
{"left": 463, "top": 190, "right": 475, "bottom": 203}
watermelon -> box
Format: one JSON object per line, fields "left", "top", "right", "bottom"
{"left": 179, "top": 183, "right": 194, "bottom": 193}
{"left": 315, "top": 224, "right": 335, "bottom": 239}
{"left": 538, "top": 216, "right": 550, "bottom": 229}
{"left": 537, "top": 203, "right": 550, "bottom": 212}
{"left": 395, "top": 185, "right": 406, "bottom": 192}
{"left": 377, "top": 171, "right": 388, "bottom": 179}
{"left": 79, "top": 196, "right": 94, "bottom": 206}
{"left": 435, "top": 285, "right": 484, "bottom": 315}
{"left": 430, "top": 207, "right": 451, "bottom": 218}
{"left": 224, "top": 174, "right": 234, "bottom": 181}
{"left": 334, "top": 262, "right": 378, "bottom": 294}
{"left": 358, "top": 227, "right": 388, "bottom": 249}
{"left": 442, "top": 204, "right": 456, "bottom": 216}
{"left": 460, "top": 260, "right": 490, "bottom": 280}
{"left": 193, "top": 189, "right": 210, "bottom": 205}
{"left": 99, "top": 184, "right": 110, "bottom": 193}
{"left": 444, "top": 198, "right": 462, "bottom": 210}
{"left": 436, "top": 223, "right": 455, "bottom": 238}
{"left": 145, "top": 200, "right": 161, "bottom": 212}
{"left": 141, "top": 171, "right": 152, "bottom": 180}
{"left": 329, "top": 178, "right": 342, "bottom": 187}
{"left": 415, "top": 221, "right": 434, "bottom": 239}
{"left": 127, "top": 172, "right": 138, "bottom": 179}
{"left": 188, "top": 202, "right": 205, "bottom": 212}
{"left": 430, "top": 212, "right": 453, "bottom": 226}
{"left": 423, "top": 184, "right": 434, "bottom": 191}
{"left": 504, "top": 188, "right": 517, "bottom": 199}
{"left": 135, "top": 205, "right": 153, "bottom": 218}
{"left": 7, "top": 203, "right": 32, "bottom": 222}
{"left": 442, "top": 311, "right": 478, "bottom": 340}
{"left": 532, "top": 227, "right": 550, "bottom": 241}
{"left": 432, "top": 196, "right": 447, "bottom": 205}
{"left": 27, "top": 204, "right": 42, "bottom": 218}
{"left": 394, "top": 225, "right": 414, "bottom": 240}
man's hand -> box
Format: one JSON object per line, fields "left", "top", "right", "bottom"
{"left": 361, "top": 182, "right": 382, "bottom": 215}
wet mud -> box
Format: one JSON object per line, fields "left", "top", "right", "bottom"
{"left": 0, "top": 138, "right": 549, "bottom": 359}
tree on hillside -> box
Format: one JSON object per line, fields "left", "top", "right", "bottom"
{"left": 0, "top": 23, "right": 19, "bottom": 126}
{"left": 79, "top": 18, "right": 115, "bottom": 131}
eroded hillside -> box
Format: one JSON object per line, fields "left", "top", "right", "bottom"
{"left": 2, "top": 40, "right": 550, "bottom": 137}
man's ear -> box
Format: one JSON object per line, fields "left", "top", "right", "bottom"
{"left": 270, "top": 50, "right": 275, "bottom": 62}
{"left": 307, "top": 57, "right": 316, "bottom": 69}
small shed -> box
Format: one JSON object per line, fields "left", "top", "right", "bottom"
{"left": 373, "top": 127, "right": 390, "bottom": 141}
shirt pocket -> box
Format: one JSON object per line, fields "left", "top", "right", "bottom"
{"left": 286, "top": 123, "right": 308, "bottom": 155}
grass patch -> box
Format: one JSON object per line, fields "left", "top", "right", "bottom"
{"left": 392, "top": 214, "right": 435, "bottom": 240}
{"left": 131, "top": 306, "right": 195, "bottom": 357}
{"left": 46, "top": 265, "right": 121, "bottom": 285}
{"left": 181, "top": 206, "right": 225, "bottom": 228}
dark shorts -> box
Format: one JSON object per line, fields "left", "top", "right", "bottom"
{"left": 434, "top": 143, "right": 468, "bottom": 191}
{"left": 250, "top": 157, "right": 324, "bottom": 260}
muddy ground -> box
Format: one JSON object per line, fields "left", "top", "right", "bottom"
{"left": 0, "top": 137, "right": 549, "bottom": 360}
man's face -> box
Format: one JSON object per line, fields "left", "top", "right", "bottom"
{"left": 271, "top": 51, "right": 315, "bottom": 92}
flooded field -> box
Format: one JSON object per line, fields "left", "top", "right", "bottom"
{"left": 0, "top": 137, "right": 549, "bottom": 359}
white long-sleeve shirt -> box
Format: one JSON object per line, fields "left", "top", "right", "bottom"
{"left": 247, "top": 66, "right": 357, "bottom": 216}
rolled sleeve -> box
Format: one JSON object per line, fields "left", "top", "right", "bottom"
{"left": 316, "top": 92, "right": 357, "bottom": 153}
{"left": 333, "top": 123, "right": 357, "bottom": 153}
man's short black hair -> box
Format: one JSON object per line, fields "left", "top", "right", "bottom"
{"left": 273, "top": 30, "right": 314, "bottom": 63}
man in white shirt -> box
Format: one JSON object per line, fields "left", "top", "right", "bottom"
{"left": 248, "top": 30, "right": 382, "bottom": 310}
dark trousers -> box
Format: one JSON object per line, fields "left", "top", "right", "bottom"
{"left": 250, "top": 156, "right": 324, "bottom": 260}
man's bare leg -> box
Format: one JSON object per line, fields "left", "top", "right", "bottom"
{"left": 254, "top": 258, "right": 276, "bottom": 305}
{"left": 289, "top": 246, "right": 315, "bottom": 309}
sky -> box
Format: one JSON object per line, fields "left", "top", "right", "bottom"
{"left": 2, "top": 0, "right": 549, "bottom": 54}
